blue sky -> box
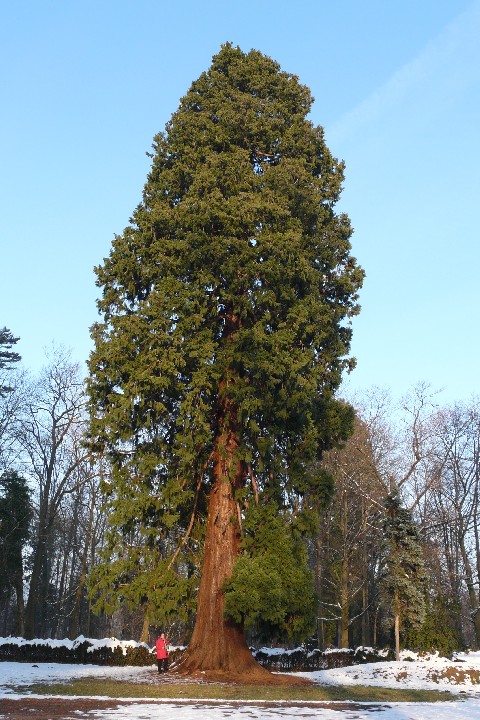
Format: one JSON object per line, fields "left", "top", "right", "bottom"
{"left": 1, "top": 1, "right": 478, "bottom": 403}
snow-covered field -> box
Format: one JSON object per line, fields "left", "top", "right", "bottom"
{"left": 2, "top": 650, "right": 480, "bottom": 718}
{"left": 300, "top": 649, "right": 480, "bottom": 694}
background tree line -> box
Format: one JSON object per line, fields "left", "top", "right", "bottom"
{"left": 1, "top": 327, "right": 479, "bottom": 654}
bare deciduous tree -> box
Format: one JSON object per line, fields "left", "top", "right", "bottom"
{"left": 15, "top": 347, "right": 95, "bottom": 638}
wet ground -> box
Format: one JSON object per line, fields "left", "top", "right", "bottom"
{"left": 0, "top": 697, "right": 392, "bottom": 720}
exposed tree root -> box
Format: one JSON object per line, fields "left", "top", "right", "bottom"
{"left": 170, "top": 667, "right": 312, "bottom": 686}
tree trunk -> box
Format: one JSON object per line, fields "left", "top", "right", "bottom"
{"left": 177, "top": 470, "right": 265, "bottom": 674}
{"left": 176, "top": 378, "right": 268, "bottom": 677}
{"left": 24, "top": 523, "right": 48, "bottom": 638}
{"left": 86, "top": 527, "right": 97, "bottom": 638}
{"left": 442, "top": 521, "right": 464, "bottom": 644}
{"left": 13, "top": 567, "right": 25, "bottom": 637}
{"left": 39, "top": 536, "right": 52, "bottom": 637}
{"left": 394, "top": 586, "right": 400, "bottom": 661}
{"left": 339, "top": 554, "right": 349, "bottom": 648}
{"left": 1, "top": 595, "right": 10, "bottom": 635}
{"left": 459, "top": 532, "right": 480, "bottom": 648}
{"left": 140, "top": 609, "right": 150, "bottom": 644}
{"left": 361, "top": 583, "right": 368, "bottom": 647}
{"left": 69, "top": 490, "right": 96, "bottom": 639}
{"left": 55, "top": 509, "right": 78, "bottom": 638}
{"left": 339, "top": 492, "right": 349, "bottom": 648}
{"left": 394, "top": 611, "right": 400, "bottom": 661}
{"left": 315, "top": 530, "right": 324, "bottom": 649}
{"left": 361, "top": 498, "right": 369, "bottom": 647}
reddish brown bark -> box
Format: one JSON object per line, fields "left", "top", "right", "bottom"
{"left": 176, "top": 366, "right": 269, "bottom": 677}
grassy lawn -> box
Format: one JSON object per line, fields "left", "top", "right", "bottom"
{"left": 14, "top": 678, "right": 457, "bottom": 703}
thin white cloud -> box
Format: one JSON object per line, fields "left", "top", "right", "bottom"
{"left": 327, "top": 0, "right": 480, "bottom": 146}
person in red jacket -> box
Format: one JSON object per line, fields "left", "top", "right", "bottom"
{"left": 155, "top": 632, "right": 169, "bottom": 673}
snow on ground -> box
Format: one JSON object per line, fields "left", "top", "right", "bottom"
{"left": 297, "top": 649, "right": 480, "bottom": 695}
{"left": 13, "top": 698, "right": 480, "bottom": 720}
{"left": 2, "top": 651, "right": 480, "bottom": 718}
{"left": 0, "top": 660, "right": 156, "bottom": 689}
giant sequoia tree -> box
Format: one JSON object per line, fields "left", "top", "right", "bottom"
{"left": 88, "top": 44, "right": 364, "bottom": 675}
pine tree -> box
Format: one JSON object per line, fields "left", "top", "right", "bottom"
{"left": 0, "top": 471, "right": 32, "bottom": 635}
{"left": 88, "top": 44, "right": 363, "bottom": 675}
{"left": 381, "top": 489, "right": 426, "bottom": 660}
{"left": 0, "top": 328, "right": 21, "bottom": 397}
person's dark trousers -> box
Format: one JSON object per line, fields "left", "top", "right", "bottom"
{"left": 157, "top": 659, "right": 168, "bottom": 673}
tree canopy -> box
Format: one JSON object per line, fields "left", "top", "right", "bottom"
{"left": 381, "top": 489, "right": 427, "bottom": 660}
{"left": 0, "top": 470, "right": 32, "bottom": 634}
{"left": 87, "top": 43, "right": 364, "bottom": 674}
{"left": 0, "top": 327, "right": 21, "bottom": 397}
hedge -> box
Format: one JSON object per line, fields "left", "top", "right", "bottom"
{"left": 0, "top": 637, "right": 392, "bottom": 669}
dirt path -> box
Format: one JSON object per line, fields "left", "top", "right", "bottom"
{"left": 0, "top": 697, "right": 390, "bottom": 719}
{"left": 0, "top": 697, "right": 136, "bottom": 719}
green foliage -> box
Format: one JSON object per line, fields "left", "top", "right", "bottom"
{"left": 0, "top": 470, "right": 32, "bottom": 597}
{"left": 404, "top": 595, "right": 464, "bottom": 657}
{"left": 89, "top": 548, "right": 197, "bottom": 629}
{"left": 87, "top": 43, "right": 363, "bottom": 634}
{"left": 0, "top": 327, "right": 21, "bottom": 397}
{"left": 381, "top": 489, "right": 427, "bottom": 633}
{"left": 88, "top": 41, "right": 363, "bottom": 485}
{"left": 223, "top": 502, "right": 316, "bottom": 642}
{"left": 88, "top": 466, "right": 202, "bottom": 629}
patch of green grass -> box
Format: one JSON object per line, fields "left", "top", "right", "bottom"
{"left": 17, "top": 678, "right": 456, "bottom": 703}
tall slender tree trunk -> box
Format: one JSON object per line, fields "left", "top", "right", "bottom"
{"left": 176, "top": 370, "right": 268, "bottom": 676}
{"left": 55, "top": 509, "right": 79, "bottom": 638}
{"left": 339, "top": 492, "right": 349, "bottom": 648}
{"left": 25, "top": 469, "right": 56, "bottom": 639}
{"left": 459, "top": 533, "right": 480, "bottom": 647}
{"left": 443, "top": 523, "right": 463, "bottom": 634}
{"left": 25, "top": 522, "right": 49, "bottom": 638}
{"left": 340, "top": 554, "right": 350, "bottom": 648}
{"left": 39, "top": 537, "right": 52, "bottom": 637}
{"left": 394, "top": 611, "right": 400, "bottom": 661}
{"left": 13, "top": 568, "right": 25, "bottom": 637}
{"left": 1, "top": 596, "right": 9, "bottom": 635}
{"left": 394, "top": 588, "right": 400, "bottom": 661}
{"left": 70, "top": 490, "right": 96, "bottom": 639}
{"left": 54, "top": 541, "right": 69, "bottom": 638}
{"left": 315, "top": 529, "right": 325, "bottom": 649}
{"left": 361, "top": 584, "right": 368, "bottom": 647}
{"left": 361, "top": 500, "right": 369, "bottom": 646}
{"left": 86, "top": 523, "right": 98, "bottom": 638}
